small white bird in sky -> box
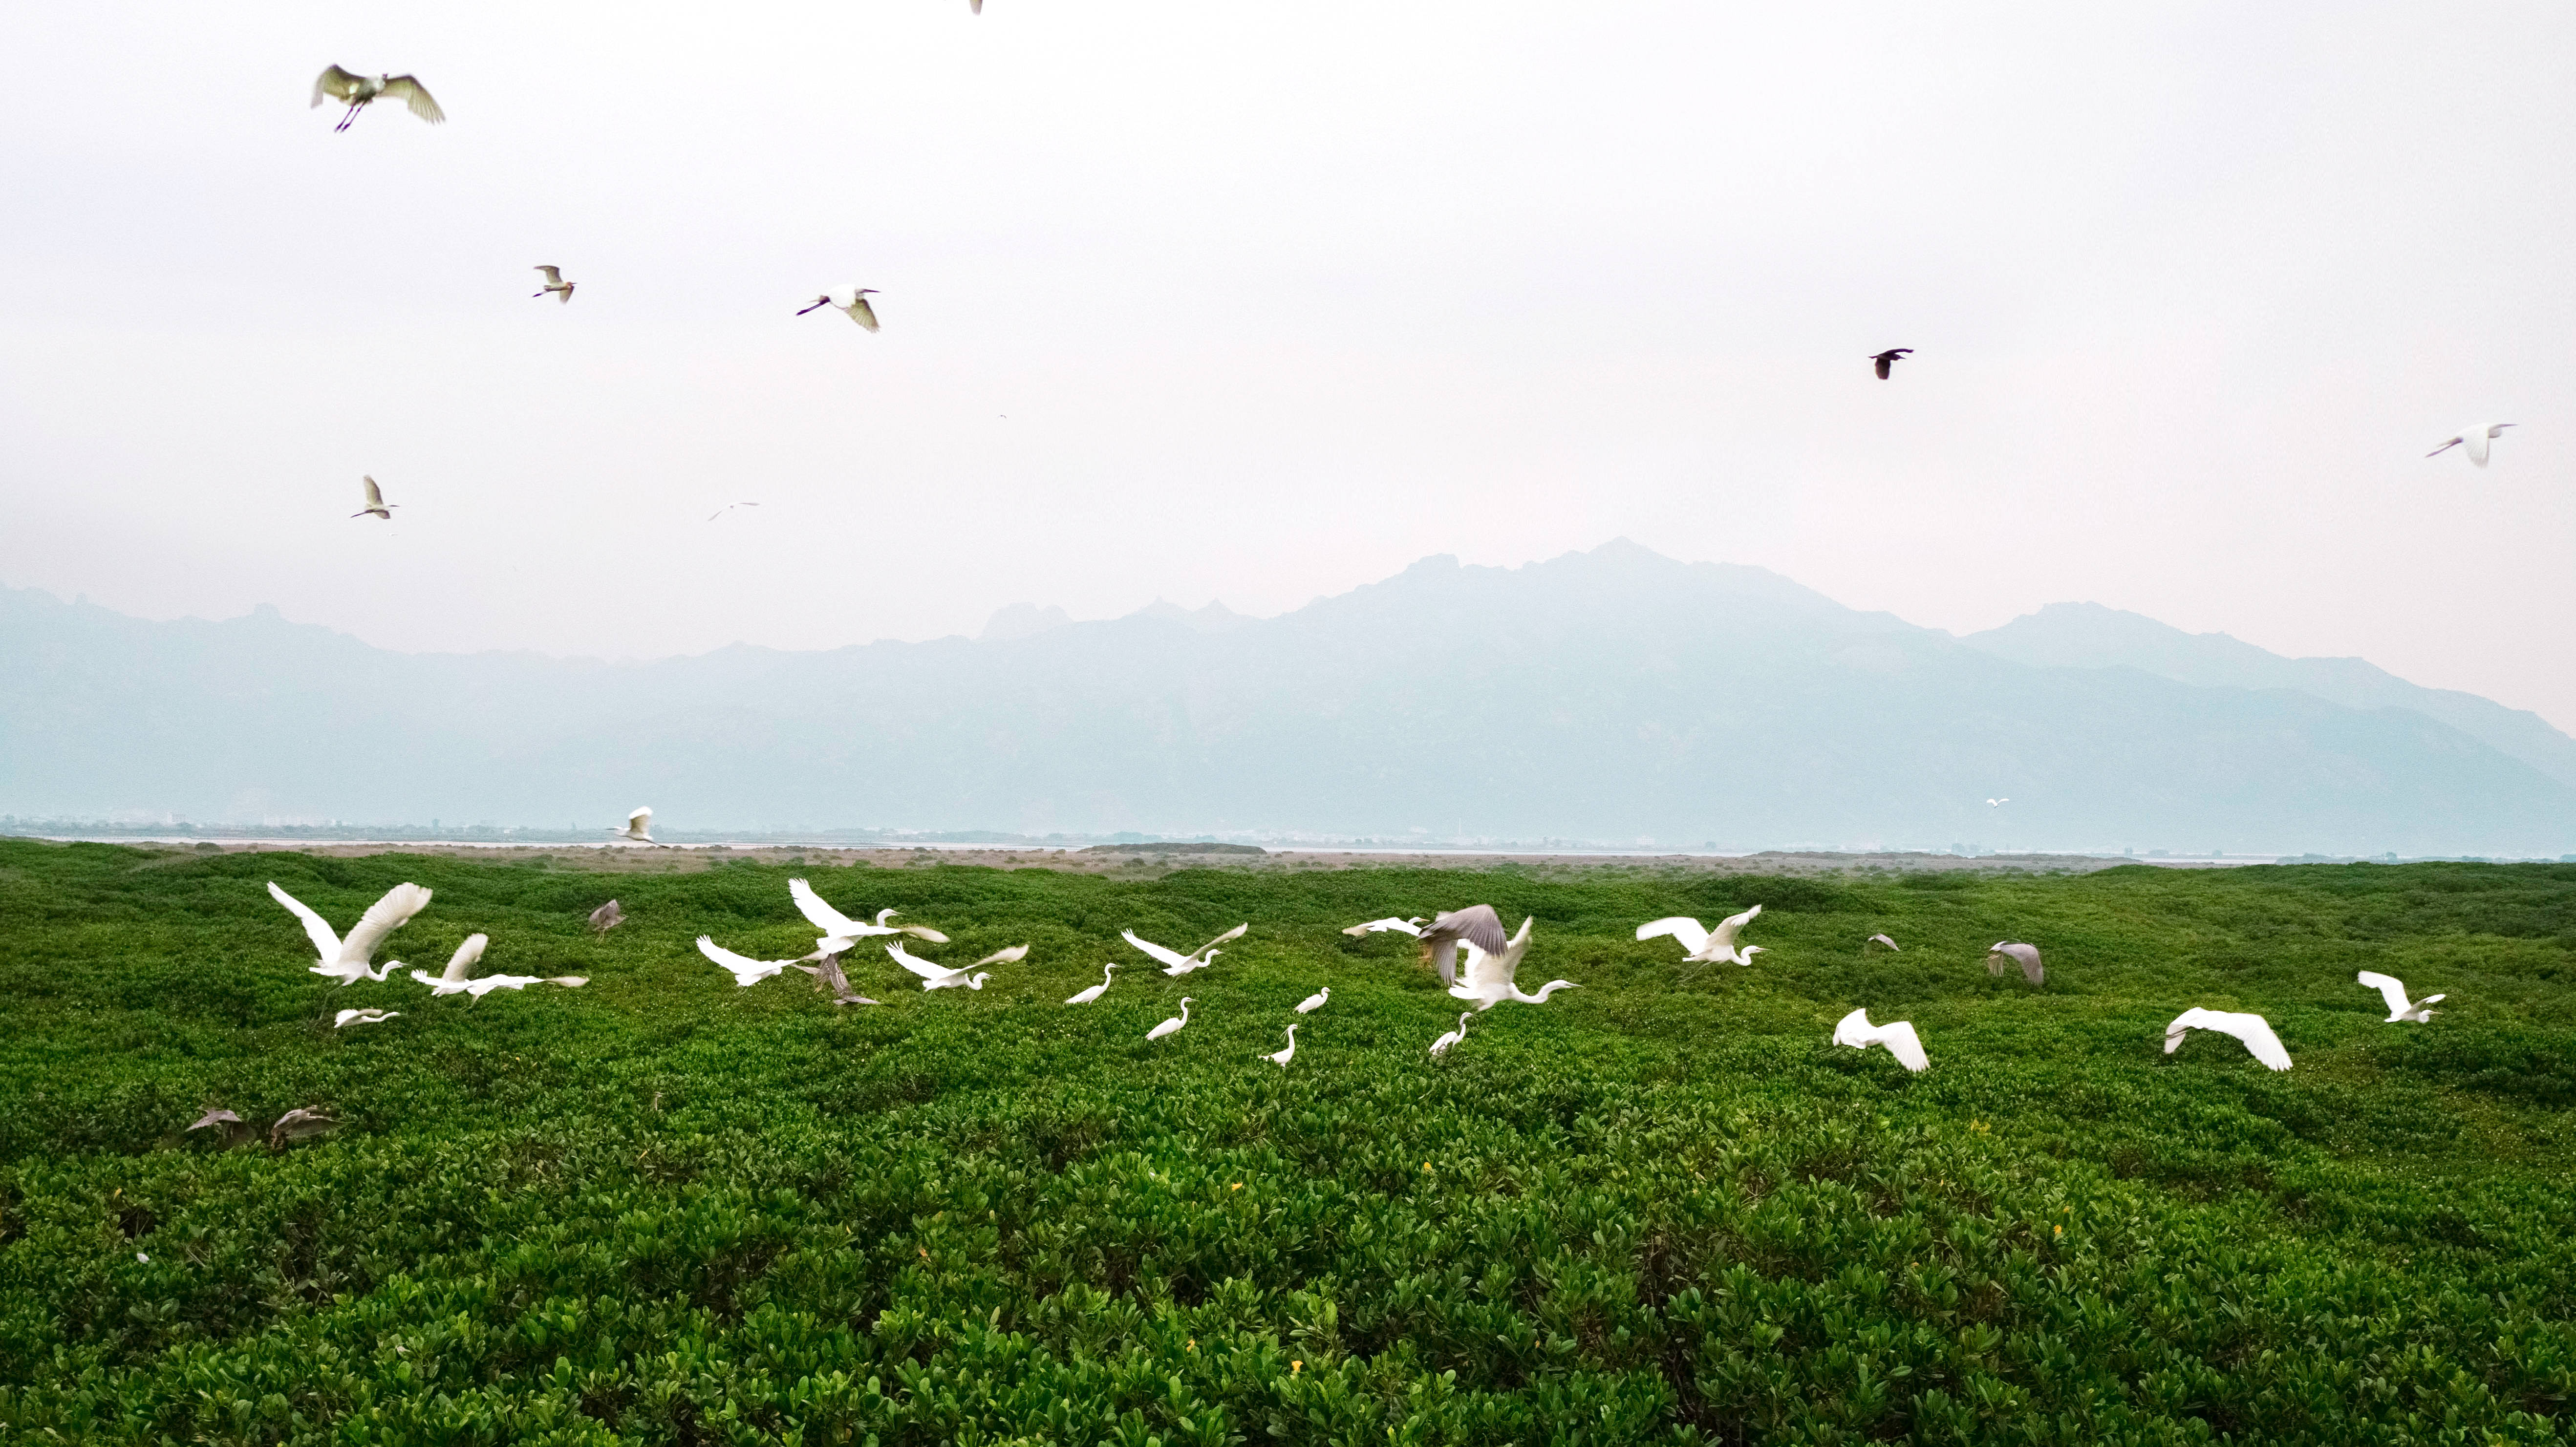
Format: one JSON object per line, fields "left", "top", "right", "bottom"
{"left": 1833, "top": 1008, "right": 1930, "bottom": 1072}
{"left": 351, "top": 476, "right": 396, "bottom": 520}
{"left": 698, "top": 936, "right": 793, "bottom": 988}
{"left": 608, "top": 807, "right": 661, "bottom": 845}
{"left": 888, "top": 940, "right": 1026, "bottom": 991}
{"left": 2427, "top": 423, "right": 2515, "bottom": 467}
{"left": 1147, "top": 998, "right": 1193, "bottom": 1041}
{"left": 797, "top": 289, "right": 880, "bottom": 331}
{"left": 1124, "top": 924, "right": 1248, "bottom": 977}
{"left": 791, "top": 878, "right": 949, "bottom": 953}
{"left": 1635, "top": 905, "right": 1764, "bottom": 966}
{"left": 1295, "top": 986, "right": 1330, "bottom": 1014}
{"left": 1428, "top": 1011, "right": 1472, "bottom": 1058}
{"left": 1065, "top": 963, "right": 1119, "bottom": 1005}
{"left": 333, "top": 1007, "right": 401, "bottom": 1029}
{"left": 2356, "top": 970, "right": 2445, "bottom": 1023}
{"left": 1987, "top": 942, "right": 2045, "bottom": 984}
{"left": 1451, "top": 916, "right": 1578, "bottom": 1011}
{"left": 269, "top": 880, "right": 430, "bottom": 984}
{"left": 2164, "top": 1008, "right": 2292, "bottom": 1070}
{"left": 533, "top": 266, "right": 575, "bottom": 304}
{"left": 1341, "top": 916, "right": 1426, "bottom": 937}
{"left": 1866, "top": 933, "right": 1902, "bottom": 952}
{"left": 1264, "top": 1023, "right": 1298, "bottom": 1067}
{"left": 707, "top": 502, "right": 761, "bottom": 522}
{"left": 311, "top": 66, "right": 445, "bottom": 130}
{"left": 1986, "top": 798, "right": 2009, "bottom": 808}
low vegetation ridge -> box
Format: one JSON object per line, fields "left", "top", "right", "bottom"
{"left": 1, "top": 838, "right": 2572, "bottom": 1443}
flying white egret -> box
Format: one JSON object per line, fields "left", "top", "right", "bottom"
{"left": 1265, "top": 1023, "right": 1298, "bottom": 1067}
{"left": 1870, "top": 347, "right": 1912, "bottom": 379}
{"left": 269, "top": 880, "right": 431, "bottom": 984}
{"left": 1987, "top": 798, "right": 2008, "bottom": 807}
{"left": 333, "top": 1008, "right": 401, "bottom": 1029}
{"left": 887, "top": 940, "right": 1026, "bottom": 991}
{"left": 1417, "top": 906, "right": 1511, "bottom": 988}
{"left": 1450, "top": 916, "right": 1577, "bottom": 1011}
{"left": 791, "top": 878, "right": 950, "bottom": 952}
{"left": 1866, "top": 933, "right": 1902, "bottom": 952}
{"left": 697, "top": 936, "right": 793, "bottom": 988}
{"left": 1635, "top": 905, "right": 1764, "bottom": 966}
{"left": 2164, "top": 1008, "right": 2292, "bottom": 1070}
{"left": 2427, "top": 423, "right": 2515, "bottom": 467}
{"left": 587, "top": 900, "right": 623, "bottom": 933}
{"left": 1065, "top": 963, "right": 1119, "bottom": 1005}
{"left": 1987, "top": 942, "right": 2045, "bottom": 984}
{"left": 351, "top": 475, "right": 396, "bottom": 520}
{"left": 1428, "top": 1011, "right": 1472, "bottom": 1058}
{"left": 1147, "top": 998, "right": 1193, "bottom": 1040}
{"left": 1833, "top": 1008, "right": 1929, "bottom": 1072}
{"left": 1295, "top": 986, "right": 1330, "bottom": 1014}
{"left": 311, "top": 66, "right": 444, "bottom": 130}
{"left": 411, "top": 934, "right": 588, "bottom": 1000}
{"left": 608, "top": 807, "right": 662, "bottom": 845}
{"left": 794, "top": 952, "right": 880, "bottom": 1006}
{"left": 1341, "top": 916, "right": 1426, "bottom": 937}
{"left": 1123, "top": 923, "right": 1248, "bottom": 977}
{"left": 533, "top": 266, "right": 575, "bottom": 303}
{"left": 797, "top": 289, "right": 880, "bottom": 330}
{"left": 2356, "top": 970, "right": 2445, "bottom": 1023}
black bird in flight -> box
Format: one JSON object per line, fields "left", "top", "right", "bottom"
{"left": 1870, "top": 348, "right": 1913, "bottom": 380}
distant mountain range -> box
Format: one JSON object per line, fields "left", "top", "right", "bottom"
{"left": 4, "top": 541, "right": 2570, "bottom": 855}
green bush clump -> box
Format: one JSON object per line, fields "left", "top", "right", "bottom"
{"left": 1, "top": 842, "right": 2573, "bottom": 1443}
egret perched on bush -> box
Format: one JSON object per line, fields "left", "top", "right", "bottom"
{"left": 1341, "top": 916, "right": 1425, "bottom": 937}
{"left": 269, "top": 880, "right": 430, "bottom": 984}
{"left": 311, "top": 65, "right": 444, "bottom": 131}
{"left": 533, "top": 266, "right": 575, "bottom": 303}
{"left": 797, "top": 290, "right": 880, "bottom": 331}
{"left": 1833, "top": 1008, "right": 1929, "bottom": 1072}
{"left": 608, "top": 807, "right": 661, "bottom": 845}
{"left": 888, "top": 940, "right": 1025, "bottom": 991}
{"left": 1987, "top": 942, "right": 2044, "bottom": 984}
{"left": 1124, "top": 923, "right": 1247, "bottom": 977}
{"left": 698, "top": 936, "right": 793, "bottom": 987}
{"left": 2427, "top": 423, "right": 2514, "bottom": 467}
{"left": 791, "top": 878, "right": 949, "bottom": 952}
{"left": 1065, "top": 963, "right": 1118, "bottom": 1005}
{"left": 2164, "top": 1009, "right": 2292, "bottom": 1070}
{"left": 1428, "top": 1012, "right": 1472, "bottom": 1058}
{"left": 2356, "top": 971, "right": 2445, "bottom": 1023}
{"left": 351, "top": 476, "right": 396, "bottom": 520}
{"left": 1450, "top": 916, "right": 1577, "bottom": 1011}
{"left": 1147, "top": 998, "right": 1193, "bottom": 1040}
{"left": 1265, "top": 1024, "right": 1298, "bottom": 1067}
{"left": 1635, "top": 905, "right": 1764, "bottom": 966}
{"left": 333, "top": 1008, "right": 400, "bottom": 1029}
{"left": 1295, "top": 986, "right": 1330, "bottom": 1014}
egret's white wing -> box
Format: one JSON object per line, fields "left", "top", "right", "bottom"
{"left": 969, "top": 944, "right": 1030, "bottom": 970}
{"left": 2219, "top": 1013, "right": 2293, "bottom": 1070}
{"left": 1708, "top": 904, "right": 1762, "bottom": 953}
{"left": 1458, "top": 940, "right": 1512, "bottom": 995}
{"left": 1874, "top": 1021, "right": 1929, "bottom": 1072}
{"left": 334, "top": 1008, "right": 399, "bottom": 1028}
{"left": 848, "top": 295, "right": 880, "bottom": 331}
{"left": 626, "top": 806, "right": 652, "bottom": 831}
{"left": 1121, "top": 930, "right": 1194, "bottom": 970}
{"left": 361, "top": 475, "right": 385, "bottom": 509}
{"left": 381, "top": 75, "right": 444, "bottom": 123}
{"left": 337, "top": 883, "right": 432, "bottom": 966}
{"left": 1343, "top": 916, "right": 1423, "bottom": 936}
{"left": 789, "top": 877, "right": 866, "bottom": 937}
{"left": 536, "top": 265, "right": 562, "bottom": 285}
{"left": 2355, "top": 971, "right": 2412, "bottom": 1018}
{"left": 2467, "top": 431, "right": 2492, "bottom": 466}
{"left": 695, "top": 936, "right": 787, "bottom": 987}
{"left": 438, "top": 932, "right": 488, "bottom": 982}
{"left": 885, "top": 940, "right": 951, "bottom": 981}
{"left": 312, "top": 64, "right": 364, "bottom": 106}
{"left": 1635, "top": 917, "right": 1711, "bottom": 955}
{"left": 1192, "top": 923, "right": 1250, "bottom": 958}
{"left": 268, "top": 882, "right": 343, "bottom": 962}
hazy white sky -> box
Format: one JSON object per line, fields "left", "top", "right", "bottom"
{"left": 6, "top": 3, "right": 2574, "bottom": 725}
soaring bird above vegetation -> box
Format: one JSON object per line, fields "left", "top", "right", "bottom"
{"left": 311, "top": 66, "right": 444, "bottom": 131}
{"left": 1342, "top": 916, "right": 1426, "bottom": 937}
{"left": 351, "top": 475, "right": 396, "bottom": 520}
{"left": 608, "top": 807, "right": 661, "bottom": 845}
{"left": 2164, "top": 1008, "right": 2292, "bottom": 1070}
{"left": 1834, "top": 1008, "right": 1929, "bottom": 1072}
{"left": 2356, "top": 970, "right": 2445, "bottom": 1023}
{"left": 791, "top": 878, "right": 949, "bottom": 952}
{"left": 1866, "top": 933, "right": 1902, "bottom": 952}
{"left": 268, "top": 1108, "right": 339, "bottom": 1149}
{"left": 1450, "top": 916, "right": 1577, "bottom": 1011}
{"left": 1417, "top": 906, "right": 1509, "bottom": 988}
{"left": 698, "top": 936, "right": 794, "bottom": 988}
{"left": 333, "top": 1007, "right": 401, "bottom": 1029}
{"left": 533, "top": 266, "right": 575, "bottom": 304}
{"left": 798, "top": 290, "right": 881, "bottom": 331}
{"left": 888, "top": 940, "right": 1026, "bottom": 991}
{"left": 269, "top": 880, "right": 430, "bottom": 984}
{"left": 587, "top": 900, "right": 623, "bottom": 933}
{"left": 1635, "top": 905, "right": 1764, "bottom": 966}
{"left": 1065, "top": 963, "right": 1119, "bottom": 1005}
{"left": 1986, "top": 941, "right": 2044, "bottom": 984}
{"left": 411, "top": 934, "right": 585, "bottom": 999}
{"left": 2427, "top": 423, "right": 2514, "bottom": 467}
{"left": 1147, "top": 998, "right": 1193, "bottom": 1040}
{"left": 1870, "top": 348, "right": 1912, "bottom": 379}
{"left": 1124, "top": 924, "right": 1247, "bottom": 977}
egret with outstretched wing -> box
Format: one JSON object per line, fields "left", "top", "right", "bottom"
{"left": 269, "top": 879, "right": 431, "bottom": 984}
{"left": 2356, "top": 971, "right": 2445, "bottom": 1023}
{"left": 1833, "top": 1008, "right": 1929, "bottom": 1072}
{"left": 1635, "top": 904, "right": 1764, "bottom": 965}
{"left": 2164, "top": 1009, "right": 2292, "bottom": 1070}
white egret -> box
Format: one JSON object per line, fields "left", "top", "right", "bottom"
{"left": 1341, "top": 916, "right": 1426, "bottom": 937}
{"left": 697, "top": 936, "right": 793, "bottom": 988}
{"left": 533, "top": 266, "right": 575, "bottom": 303}
{"left": 1265, "top": 1023, "right": 1298, "bottom": 1067}
{"left": 1987, "top": 942, "right": 2044, "bottom": 984}
{"left": 2427, "top": 423, "right": 2515, "bottom": 467}
{"left": 1832, "top": 1008, "right": 1929, "bottom": 1073}
{"left": 311, "top": 66, "right": 444, "bottom": 130}
{"left": 1987, "top": 798, "right": 2009, "bottom": 808}
{"left": 1866, "top": 933, "right": 1901, "bottom": 952}
{"left": 1428, "top": 1012, "right": 1472, "bottom": 1058}
{"left": 1635, "top": 904, "right": 1764, "bottom": 966}
{"left": 794, "top": 952, "right": 880, "bottom": 1006}
{"left": 1870, "top": 348, "right": 1912, "bottom": 379}
{"left": 797, "top": 290, "right": 880, "bottom": 331}
{"left": 333, "top": 1008, "right": 401, "bottom": 1029}
{"left": 791, "top": 878, "right": 950, "bottom": 952}
{"left": 1065, "top": 963, "right": 1119, "bottom": 1005}
{"left": 268, "top": 880, "right": 430, "bottom": 984}
{"left": 2356, "top": 971, "right": 2445, "bottom": 1023}
{"left": 587, "top": 900, "right": 623, "bottom": 933}
{"left": 1123, "top": 923, "right": 1248, "bottom": 977}
{"left": 887, "top": 940, "right": 1026, "bottom": 991}
{"left": 2164, "top": 1008, "right": 2292, "bottom": 1070}
{"left": 608, "top": 807, "right": 662, "bottom": 845}
{"left": 351, "top": 475, "right": 396, "bottom": 520}
{"left": 1295, "top": 986, "right": 1330, "bottom": 1014}
{"left": 1417, "top": 906, "right": 1510, "bottom": 987}
{"left": 1450, "top": 916, "right": 1577, "bottom": 1011}
{"left": 1147, "top": 998, "right": 1193, "bottom": 1040}
{"left": 411, "top": 934, "right": 586, "bottom": 999}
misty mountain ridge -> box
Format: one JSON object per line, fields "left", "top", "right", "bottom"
{"left": 3, "top": 540, "right": 2569, "bottom": 855}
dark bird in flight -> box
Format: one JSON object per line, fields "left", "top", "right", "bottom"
{"left": 1870, "top": 348, "right": 1913, "bottom": 380}
{"left": 1417, "top": 905, "right": 1510, "bottom": 989}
